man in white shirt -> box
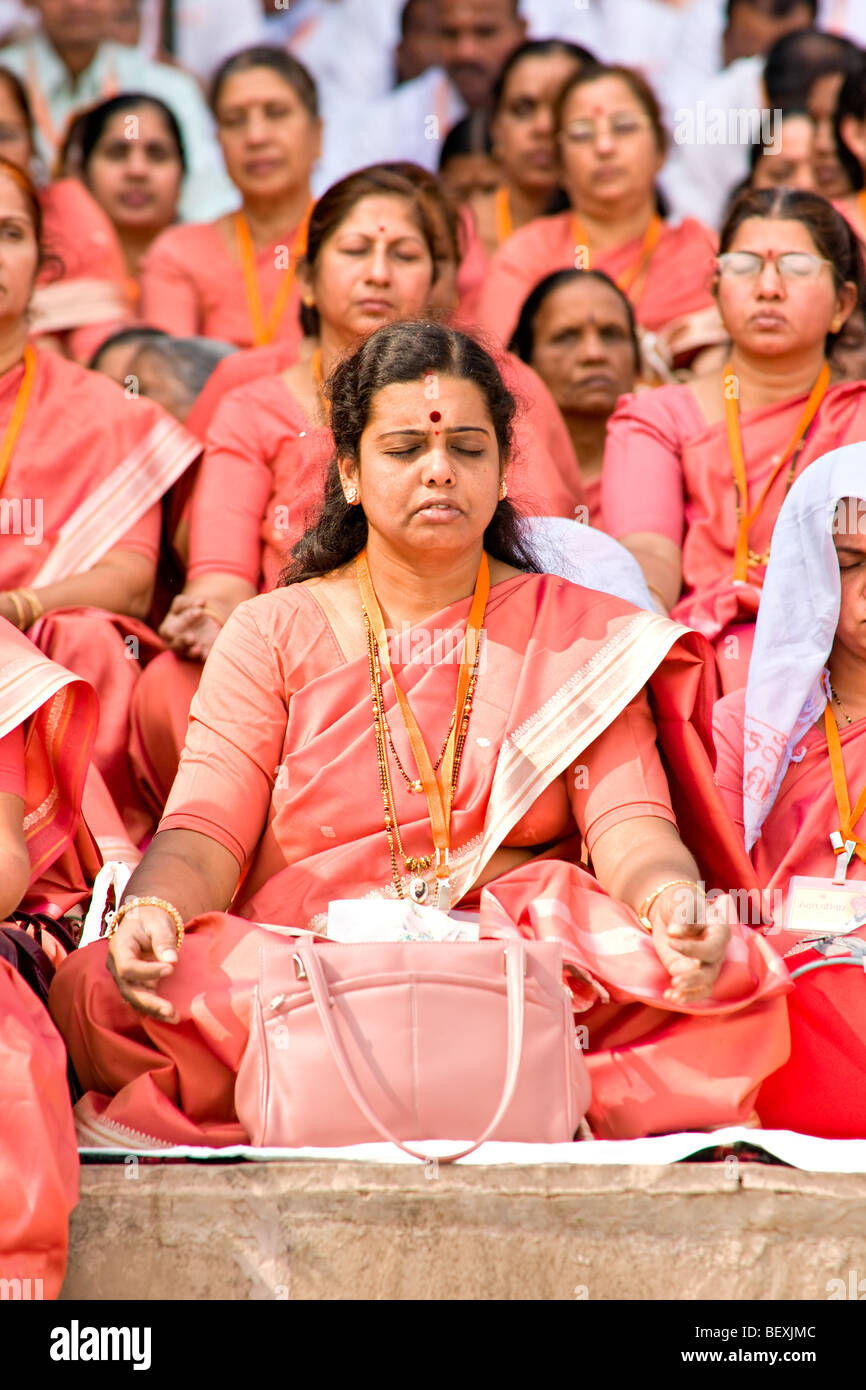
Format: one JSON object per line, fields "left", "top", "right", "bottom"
{"left": 314, "top": 0, "right": 526, "bottom": 192}
{"left": 660, "top": 1, "right": 838, "bottom": 226}
{"left": 1, "top": 0, "right": 236, "bottom": 219}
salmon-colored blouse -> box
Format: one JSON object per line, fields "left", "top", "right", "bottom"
{"left": 138, "top": 221, "right": 305, "bottom": 356}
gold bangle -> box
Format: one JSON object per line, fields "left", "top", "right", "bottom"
{"left": 18, "top": 588, "right": 43, "bottom": 623}
{"left": 107, "top": 895, "right": 185, "bottom": 948}
{"left": 198, "top": 605, "right": 225, "bottom": 627}
{"left": 5, "top": 589, "right": 27, "bottom": 629}
{"left": 637, "top": 878, "right": 704, "bottom": 934}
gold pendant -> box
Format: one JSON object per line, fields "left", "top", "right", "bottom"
{"left": 408, "top": 779, "right": 423, "bottom": 794}
{"left": 410, "top": 878, "right": 428, "bottom": 904}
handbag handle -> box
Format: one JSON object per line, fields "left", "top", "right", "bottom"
{"left": 294, "top": 939, "right": 527, "bottom": 1164}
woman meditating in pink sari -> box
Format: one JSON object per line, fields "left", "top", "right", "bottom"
{"left": 139, "top": 48, "right": 320, "bottom": 355}
{"left": 0, "top": 617, "right": 101, "bottom": 1299}
{"left": 130, "top": 167, "right": 587, "bottom": 815}
{"left": 477, "top": 64, "right": 722, "bottom": 367}
{"left": 51, "top": 321, "right": 790, "bottom": 1148}
{"left": 603, "top": 189, "right": 866, "bottom": 694}
{"left": 714, "top": 448, "right": 866, "bottom": 1138}
{"left": 0, "top": 160, "right": 201, "bottom": 842}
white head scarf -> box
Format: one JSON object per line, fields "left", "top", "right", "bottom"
{"left": 743, "top": 443, "right": 866, "bottom": 850}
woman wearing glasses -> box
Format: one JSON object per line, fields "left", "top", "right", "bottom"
{"left": 603, "top": 189, "right": 865, "bottom": 694}
{"left": 477, "top": 64, "right": 722, "bottom": 368}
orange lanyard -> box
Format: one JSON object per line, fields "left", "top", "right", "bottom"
{"left": 494, "top": 186, "right": 512, "bottom": 245}
{"left": 824, "top": 703, "right": 866, "bottom": 871}
{"left": 355, "top": 548, "right": 489, "bottom": 888}
{"left": 235, "top": 205, "right": 312, "bottom": 347}
{"left": 571, "top": 213, "right": 662, "bottom": 301}
{"left": 724, "top": 360, "right": 830, "bottom": 583}
{"left": 0, "top": 346, "right": 37, "bottom": 493}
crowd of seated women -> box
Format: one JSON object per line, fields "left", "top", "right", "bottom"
{"left": 6, "top": 0, "right": 866, "bottom": 1298}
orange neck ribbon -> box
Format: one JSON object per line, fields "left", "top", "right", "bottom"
{"left": 0, "top": 345, "right": 37, "bottom": 494}
{"left": 724, "top": 360, "right": 830, "bottom": 583}
{"left": 355, "top": 549, "right": 489, "bottom": 889}
{"left": 235, "top": 204, "right": 312, "bottom": 347}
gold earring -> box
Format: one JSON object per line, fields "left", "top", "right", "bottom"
{"left": 345, "top": 486, "right": 359, "bottom": 504}
{"left": 499, "top": 479, "right": 508, "bottom": 500}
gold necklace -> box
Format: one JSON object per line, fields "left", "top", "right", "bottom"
{"left": 363, "top": 609, "right": 480, "bottom": 899}
{"left": 830, "top": 680, "right": 854, "bottom": 726}
{"left": 367, "top": 621, "right": 456, "bottom": 791}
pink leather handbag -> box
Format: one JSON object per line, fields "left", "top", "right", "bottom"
{"left": 235, "top": 937, "right": 592, "bottom": 1161}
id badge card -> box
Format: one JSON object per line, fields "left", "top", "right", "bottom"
{"left": 784, "top": 876, "right": 866, "bottom": 936}
{"left": 327, "top": 898, "right": 480, "bottom": 943}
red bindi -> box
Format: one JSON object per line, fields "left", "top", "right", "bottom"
{"left": 429, "top": 410, "right": 441, "bottom": 422}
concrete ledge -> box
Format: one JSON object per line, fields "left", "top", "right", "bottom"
{"left": 62, "top": 1161, "right": 866, "bottom": 1300}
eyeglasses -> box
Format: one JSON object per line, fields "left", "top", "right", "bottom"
{"left": 716, "top": 250, "right": 833, "bottom": 281}
{"left": 561, "top": 113, "right": 651, "bottom": 145}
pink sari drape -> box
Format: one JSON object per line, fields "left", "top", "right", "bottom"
{"left": 138, "top": 220, "right": 307, "bottom": 356}
{"left": 0, "top": 350, "right": 201, "bottom": 842}
{"left": 53, "top": 576, "right": 789, "bottom": 1149}
{"left": 477, "top": 211, "right": 719, "bottom": 349}
{"left": 0, "top": 619, "right": 101, "bottom": 1299}
{"left": 714, "top": 689, "right": 866, "bottom": 1136}
{"left": 33, "top": 180, "right": 133, "bottom": 362}
{"left": 604, "top": 380, "right": 866, "bottom": 692}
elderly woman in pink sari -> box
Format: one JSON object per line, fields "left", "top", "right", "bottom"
{"left": 50, "top": 322, "right": 790, "bottom": 1150}
{"left": 0, "top": 618, "right": 101, "bottom": 1299}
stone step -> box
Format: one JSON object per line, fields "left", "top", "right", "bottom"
{"left": 61, "top": 1161, "right": 866, "bottom": 1300}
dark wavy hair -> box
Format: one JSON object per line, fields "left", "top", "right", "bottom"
{"left": 280, "top": 321, "right": 541, "bottom": 585}
{"left": 718, "top": 186, "right": 866, "bottom": 349}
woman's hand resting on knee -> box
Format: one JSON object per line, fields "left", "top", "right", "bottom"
{"left": 107, "top": 904, "right": 181, "bottom": 1024}
{"left": 647, "top": 884, "right": 732, "bottom": 1006}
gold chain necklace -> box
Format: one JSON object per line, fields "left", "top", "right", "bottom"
{"left": 363, "top": 609, "right": 480, "bottom": 899}
{"left": 830, "top": 680, "right": 854, "bottom": 726}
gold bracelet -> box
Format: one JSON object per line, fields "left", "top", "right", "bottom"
{"left": 18, "top": 587, "right": 43, "bottom": 624}
{"left": 107, "top": 895, "right": 185, "bottom": 948}
{"left": 198, "top": 605, "right": 225, "bottom": 627}
{"left": 637, "top": 878, "right": 704, "bottom": 934}
{"left": 5, "top": 589, "right": 27, "bottom": 630}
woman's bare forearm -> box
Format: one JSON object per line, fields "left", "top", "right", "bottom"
{"left": 121, "top": 828, "right": 241, "bottom": 921}
{"left": 590, "top": 817, "right": 701, "bottom": 914}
